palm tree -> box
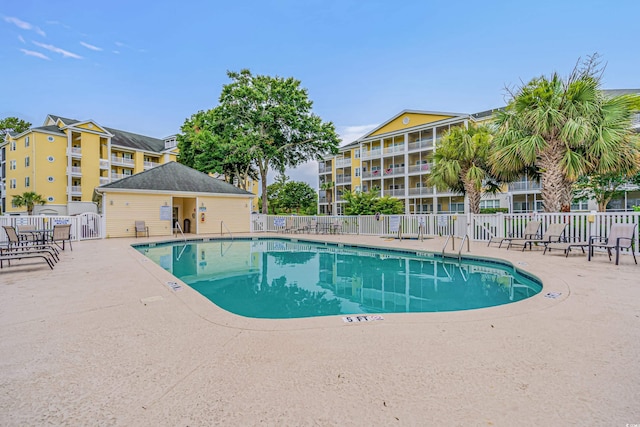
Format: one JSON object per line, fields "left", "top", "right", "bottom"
{"left": 12, "top": 192, "right": 46, "bottom": 215}
{"left": 491, "top": 55, "right": 639, "bottom": 212}
{"left": 320, "top": 181, "right": 335, "bottom": 215}
{"left": 426, "top": 125, "right": 501, "bottom": 214}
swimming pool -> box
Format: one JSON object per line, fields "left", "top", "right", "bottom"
{"left": 135, "top": 238, "right": 542, "bottom": 319}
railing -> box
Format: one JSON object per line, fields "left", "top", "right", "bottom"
{"left": 383, "top": 189, "right": 405, "bottom": 197}
{"left": 68, "top": 166, "right": 82, "bottom": 175}
{"left": 111, "top": 156, "right": 135, "bottom": 166}
{"left": 143, "top": 161, "right": 159, "bottom": 169}
{"left": 69, "top": 185, "right": 82, "bottom": 194}
{"left": 99, "top": 159, "right": 109, "bottom": 169}
{"left": 383, "top": 145, "right": 404, "bottom": 155}
{"left": 361, "top": 149, "right": 382, "bottom": 159}
{"left": 335, "top": 159, "right": 351, "bottom": 167}
{"left": 384, "top": 167, "right": 405, "bottom": 176}
{"left": 68, "top": 147, "right": 82, "bottom": 156}
{"left": 111, "top": 173, "right": 129, "bottom": 180}
{"left": 508, "top": 181, "right": 541, "bottom": 191}
{"left": 220, "top": 220, "right": 233, "bottom": 240}
{"left": 336, "top": 175, "right": 351, "bottom": 184}
{"left": 174, "top": 220, "right": 186, "bottom": 242}
{"left": 0, "top": 213, "right": 104, "bottom": 244}
{"left": 99, "top": 177, "right": 111, "bottom": 185}
{"left": 362, "top": 170, "right": 382, "bottom": 179}
{"left": 408, "top": 187, "right": 434, "bottom": 195}
{"left": 408, "top": 139, "right": 434, "bottom": 151}
{"left": 251, "top": 212, "right": 640, "bottom": 256}
{"left": 408, "top": 163, "right": 433, "bottom": 173}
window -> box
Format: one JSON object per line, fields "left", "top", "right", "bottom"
{"left": 123, "top": 152, "right": 133, "bottom": 160}
{"left": 47, "top": 156, "right": 55, "bottom": 162}
{"left": 47, "top": 196, "right": 54, "bottom": 202}
{"left": 48, "top": 176, "right": 55, "bottom": 182}
{"left": 10, "top": 179, "right": 16, "bottom": 189}
{"left": 25, "top": 177, "right": 30, "bottom": 187}
{"left": 25, "top": 136, "right": 30, "bottom": 147}
{"left": 571, "top": 200, "right": 589, "bottom": 211}
{"left": 25, "top": 156, "right": 30, "bottom": 167}
{"left": 47, "top": 136, "right": 55, "bottom": 142}
{"left": 355, "top": 167, "right": 360, "bottom": 177}
{"left": 480, "top": 199, "right": 500, "bottom": 209}
{"left": 10, "top": 141, "right": 16, "bottom": 151}
{"left": 450, "top": 202, "right": 465, "bottom": 213}
{"left": 354, "top": 149, "right": 360, "bottom": 159}
{"left": 10, "top": 160, "right": 16, "bottom": 170}
{"left": 123, "top": 169, "right": 132, "bottom": 176}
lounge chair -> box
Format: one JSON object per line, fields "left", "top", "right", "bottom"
{"left": 588, "top": 223, "right": 638, "bottom": 265}
{"left": 488, "top": 220, "right": 541, "bottom": 248}
{"left": 543, "top": 238, "right": 590, "bottom": 257}
{"left": 0, "top": 251, "right": 55, "bottom": 270}
{"left": 1, "top": 226, "right": 59, "bottom": 263}
{"left": 50, "top": 224, "right": 72, "bottom": 251}
{"left": 507, "top": 223, "right": 567, "bottom": 251}
{"left": 284, "top": 217, "right": 298, "bottom": 233}
{"left": 135, "top": 221, "right": 149, "bottom": 238}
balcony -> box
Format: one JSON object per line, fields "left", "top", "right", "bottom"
{"left": 68, "top": 166, "right": 82, "bottom": 176}
{"left": 383, "top": 188, "right": 406, "bottom": 197}
{"left": 99, "top": 177, "right": 111, "bottom": 185}
{"left": 408, "top": 163, "right": 433, "bottom": 174}
{"left": 362, "top": 170, "right": 382, "bottom": 179}
{"left": 99, "top": 159, "right": 109, "bottom": 169}
{"left": 144, "top": 160, "right": 160, "bottom": 170}
{"left": 335, "top": 159, "right": 351, "bottom": 168}
{"left": 408, "top": 187, "right": 434, "bottom": 196}
{"left": 336, "top": 175, "right": 351, "bottom": 185}
{"left": 408, "top": 138, "right": 434, "bottom": 151}
{"left": 361, "top": 148, "right": 382, "bottom": 159}
{"left": 111, "top": 173, "right": 129, "bottom": 180}
{"left": 69, "top": 185, "right": 82, "bottom": 195}
{"left": 508, "top": 180, "right": 541, "bottom": 192}
{"left": 319, "top": 196, "right": 327, "bottom": 203}
{"left": 383, "top": 167, "right": 405, "bottom": 176}
{"left": 383, "top": 145, "right": 404, "bottom": 155}
{"left": 111, "top": 156, "right": 135, "bottom": 167}
{"left": 68, "top": 147, "right": 82, "bottom": 158}
{"left": 318, "top": 164, "right": 329, "bottom": 174}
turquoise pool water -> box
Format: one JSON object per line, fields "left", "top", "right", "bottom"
{"left": 135, "top": 239, "right": 542, "bottom": 319}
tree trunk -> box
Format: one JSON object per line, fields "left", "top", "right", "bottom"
{"left": 539, "top": 141, "right": 567, "bottom": 212}
{"left": 326, "top": 189, "right": 332, "bottom": 215}
{"left": 463, "top": 178, "right": 481, "bottom": 214}
{"left": 259, "top": 160, "right": 268, "bottom": 214}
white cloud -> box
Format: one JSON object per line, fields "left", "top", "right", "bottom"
{"left": 4, "top": 16, "right": 46, "bottom": 37}
{"left": 112, "top": 50, "right": 120, "bottom": 54}
{"left": 80, "top": 41, "right": 103, "bottom": 51}
{"left": 32, "top": 41, "right": 82, "bottom": 59}
{"left": 20, "top": 48, "right": 50, "bottom": 60}
{"left": 18, "top": 35, "right": 25, "bottom": 44}
{"left": 336, "top": 124, "right": 377, "bottom": 146}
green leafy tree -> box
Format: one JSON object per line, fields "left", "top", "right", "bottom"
{"left": 279, "top": 181, "right": 317, "bottom": 214}
{"left": 426, "top": 125, "right": 502, "bottom": 214}
{"left": 12, "top": 192, "right": 45, "bottom": 214}
{"left": 1, "top": 116, "right": 31, "bottom": 135}
{"left": 265, "top": 173, "right": 289, "bottom": 214}
{"left": 177, "top": 108, "right": 257, "bottom": 190}
{"left": 491, "top": 54, "right": 640, "bottom": 212}
{"left": 573, "top": 172, "right": 640, "bottom": 212}
{"left": 342, "top": 189, "right": 404, "bottom": 215}
{"left": 215, "top": 69, "right": 340, "bottom": 214}
{"left": 320, "top": 181, "right": 335, "bottom": 215}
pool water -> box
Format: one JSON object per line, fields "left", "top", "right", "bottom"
{"left": 136, "top": 239, "right": 542, "bottom": 319}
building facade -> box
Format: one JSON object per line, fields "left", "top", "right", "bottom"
{"left": 1, "top": 114, "right": 179, "bottom": 214}
{"left": 319, "top": 103, "right": 640, "bottom": 215}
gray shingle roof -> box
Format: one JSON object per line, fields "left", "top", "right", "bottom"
{"left": 98, "top": 161, "right": 253, "bottom": 195}
{"left": 31, "top": 125, "right": 67, "bottom": 135}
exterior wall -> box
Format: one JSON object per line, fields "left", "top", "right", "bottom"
{"left": 104, "top": 192, "right": 173, "bottom": 238}
{"left": 196, "top": 195, "right": 251, "bottom": 234}
{"left": 35, "top": 132, "right": 68, "bottom": 207}
{"left": 77, "top": 131, "right": 102, "bottom": 202}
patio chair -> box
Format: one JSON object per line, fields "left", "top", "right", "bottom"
{"left": 284, "top": 217, "right": 297, "bottom": 233}
{"left": 588, "top": 223, "right": 637, "bottom": 265}
{"left": 507, "top": 223, "right": 567, "bottom": 251}
{"left": 135, "top": 221, "right": 149, "bottom": 238}
{"left": 303, "top": 219, "right": 318, "bottom": 234}
{"left": 331, "top": 219, "right": 343, "bottom": 234}
{"left": 50, "top": 224, "right": 72, "bottom": 251}
{"left": 488, "top": 220, "right": 541, "bottom": 248}
{"left": 543, "top": 238, "right": 590, "bottom": 257}
{"left": 17, "top": 224, "right": 37, "bottom": 242}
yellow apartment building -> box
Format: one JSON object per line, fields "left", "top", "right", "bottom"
{"left": 1, "top": 114, "right": 179, "bottom": 214}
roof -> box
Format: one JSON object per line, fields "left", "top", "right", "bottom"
{"left": 602, "top": 89, "right": 640, "bottom": 97}
{"left": 97, "top": 161, "right": 253, "bottom": 195}
{"left": 46, "top": 114, "right": 168, "bottom": 153}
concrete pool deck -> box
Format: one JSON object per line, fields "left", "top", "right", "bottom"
{"left": 0, "top": 233, "right": 638, "bottom": 426}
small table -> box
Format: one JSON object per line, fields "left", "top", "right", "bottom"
{"left": 19, "top": 229, "right": 53, "bottom": 245}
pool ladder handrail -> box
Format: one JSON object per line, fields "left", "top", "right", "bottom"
{"left": 442, "top": 233, "right": 470, "bottom": 261}
{"left": 174, "top": 221, "right": 186, "bottom": 242}
{"left": 220, "top": 220, "right": 233, "bottom": 240}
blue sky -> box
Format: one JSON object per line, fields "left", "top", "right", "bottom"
{"left": 2, "top": 0, "right": 639, "bottom": 187}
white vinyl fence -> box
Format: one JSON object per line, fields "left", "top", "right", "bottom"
{"left": 0, "top": 212, "right": 103, "bottom": 245}
{"left": 251, "top": 212, "right": 640, "bottom": 256}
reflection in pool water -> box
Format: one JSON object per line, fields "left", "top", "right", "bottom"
{"left": 136, "top": 239, "right": 542, "bottom": 319}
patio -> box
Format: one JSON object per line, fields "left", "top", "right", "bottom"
{"left": 0, "top": 233, "right": 638, "bottom": 425}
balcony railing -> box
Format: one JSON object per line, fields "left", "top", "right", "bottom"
{"left": 99, "top": 159, "right": 109, "bottom": 169}
{"left": 68, "top": 147, "right": 82, "bottom": 157}
{"left": 111, "top": 173, "right": 130, "bottom": 180}
{"left": 68, "top": 166, "right": 82, "bottom": 175}
{"left": 383, "top": 167, "right": 404, "bottom": 176}
{"left": 144, "top": 160, "right": 159, "bottom": 170}
{"left": 69, "top": 185, "right": 82, "bottom": 194}
{"left": 99, "top": 177, "right": 111, "bottom": 185}
{"left": 111, "top": 156, "right": 135, "bottom": 166}
{"left": 383, "top": 189, "right": 406, "bottom": 197}
{"left": 408, "top": 187, "right": 434, "bottom": 196}
{"left": 408, "top": 163, "right": 433, "bottom": 173}
{"left": 319, "top": 196, "right": 327, "bottom": 203}
{"left": 362, "top": 170, "right": 382, "bottom": 179}
{"left": 408, "top": 138, "right": 434, "bottom": 151}
{"left": 336, "top": 175, "right": 351, "bottom": 184}
{"left": 508, "top": 181, "right": 541, "bottom": 191}
{"left": 335, "top": 159, "right": 351, "bottom": 168}
{"left": 361, "top": 149, "right": 382, "bottom": 159}
{"left": 383, "top": 145, "right": 404, "bottom": 155}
